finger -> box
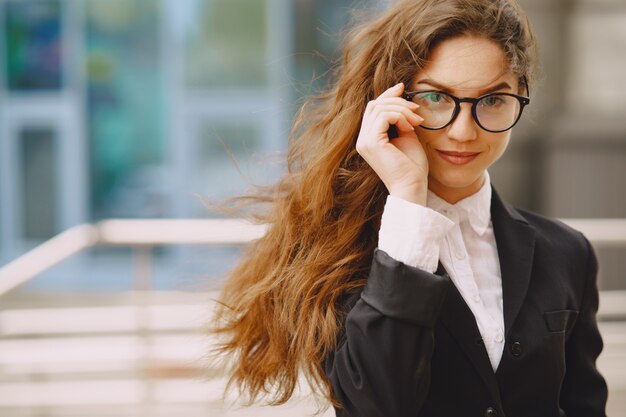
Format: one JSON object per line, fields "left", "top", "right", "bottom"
{"left": 365, "top": 98, "right": 418, "bottom": 118}
{"left": 372, "top": 111, "right": 415, "bottom": 138}
{"left": 377, "top": 82, "right": 405, "bottom": 100}
{"left": 392, "top": 115, "right": 417, "bottom": 134}
{"left": 369, "top": 104, "right": 423, "bottom": 127}
{"left": 359, "top": 111, "right": 410, "bottom": 153}
{"left": 375, "top": 97, "right": 419, "bottom": 109}
{"left": 365, "top": 94, "right": 418, "bottom": 118}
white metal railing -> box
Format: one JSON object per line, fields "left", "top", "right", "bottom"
{"left": 0, "top": 219, "right": 267, "bottom": 296}
{"left": 0, "top": 217, "right": 625, "bottom": 298}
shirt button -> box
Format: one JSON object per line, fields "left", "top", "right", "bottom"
{"left": 484, "top": 407, "right": 498, "bottom": 417}
{"left": 495, "top": 331, "right": 504, "bottom": 343}
{"left": 472, "top": 294, "right": 481, "bottom": 303}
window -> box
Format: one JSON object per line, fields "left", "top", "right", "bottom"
{"left": 20, "top": 127, "right": 58, "bottom": 239}
{"left": 4, "top": 0, "right": 63, "bottom": 90}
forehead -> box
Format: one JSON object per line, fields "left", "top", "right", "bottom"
{"left": 415, "top": 35, "right": 515, "bottom": 91}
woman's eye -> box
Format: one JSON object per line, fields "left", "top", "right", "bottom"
{"left": 416, "top": 91, "right": 451, "bottom": 107}
{"left": 414, "top": 92, "right": 452, "bottom": 108}
{"left": 482, "top": 95, "right": 506, "bottom": 107}
{"left": 424, "top": 93, "right": 443, "bottom": 103}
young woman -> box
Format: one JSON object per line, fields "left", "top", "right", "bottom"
{"left": 213, "top": 0, "right": 608, "bottom": 416}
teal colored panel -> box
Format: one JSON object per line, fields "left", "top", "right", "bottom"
{"left": 4, "top": 0, "right": 62, "bottom": 90}
{"left": 85, "top": 0, "right": 166, "bottom": 220}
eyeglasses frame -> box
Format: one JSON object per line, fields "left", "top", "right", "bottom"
{"left": 402, "top": 78, "right": 531, "bottom": 133}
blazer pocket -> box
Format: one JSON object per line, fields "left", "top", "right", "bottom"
{"left": 544, "top": 309, "right": 579, "bottom": 333}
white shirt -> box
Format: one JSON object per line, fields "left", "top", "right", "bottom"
{"left": 378, "top": 171, "right": 505, "bottom": 371}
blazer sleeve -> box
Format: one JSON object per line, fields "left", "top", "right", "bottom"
{"left": 323, "top": 249, "right": 450, "bottom": 417}
{"left": 559, "top": 236, "right": 608, "bottom": 417}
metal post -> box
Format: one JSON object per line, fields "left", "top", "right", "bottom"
{"left": 133, "top": 245, "right": 154, "bottom": 416}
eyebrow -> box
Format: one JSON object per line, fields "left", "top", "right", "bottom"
{"left": 414, "top": 78, "right": 512, "bottom": 95}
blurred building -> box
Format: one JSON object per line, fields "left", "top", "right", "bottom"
{"left": 495, "top": 0, "right": 626, "bottom": 290}
{"left": 0, "top": 0, "right": 382, "bottom": 291}
{"left": 0, "top": 0, "right": 624, "bottom": 291}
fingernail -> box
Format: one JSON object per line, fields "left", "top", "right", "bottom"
{"left": 395, "top": 82, "right": 403, "bottom": 88}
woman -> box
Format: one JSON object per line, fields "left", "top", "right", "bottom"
{"left": 212, "top": 0, "right": 608, "bottom": 416}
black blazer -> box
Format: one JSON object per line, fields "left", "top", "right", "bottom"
{"left": 324, "top": 186, "right": 608, "bottom": 417}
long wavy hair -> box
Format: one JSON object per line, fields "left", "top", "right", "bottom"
{"left": 211, "top": 0, "right": 539, "bottom": 408}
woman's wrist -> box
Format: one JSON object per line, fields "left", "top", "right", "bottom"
{"left": 388, "top": 184, "right": 428, "bottom": 206}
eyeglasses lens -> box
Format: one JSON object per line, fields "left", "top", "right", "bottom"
{"left": 412, "top": 92, "right": 455, "bottom": 129}
{"left": 476, "top": 94, "right": 521, "bottom": 132}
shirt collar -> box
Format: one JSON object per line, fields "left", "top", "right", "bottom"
{"left": 426, "top": 171, "right": 492, "bottom": 236}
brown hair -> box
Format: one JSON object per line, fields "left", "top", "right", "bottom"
{"left": 211, "top": 0, "right": 539, "bottom": 407}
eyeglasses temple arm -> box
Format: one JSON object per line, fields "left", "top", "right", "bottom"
{"left": 522, "top": 76, "right": 530, "bottom": 97}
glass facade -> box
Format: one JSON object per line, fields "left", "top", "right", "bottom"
{"left": 183, "top": 0, "right": 268, "bottom": 89}
{"left": 0, "top": 0, "right": 374, "bottom": 291}
{"left": 3, "top": 0, "right": 621, "bottom": 292}
{"left": 85, "top": 0, "right": 166, "bottom": 220}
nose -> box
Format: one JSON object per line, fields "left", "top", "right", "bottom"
{"left": 447, "top": 103, "right": 478, "bottom": 142}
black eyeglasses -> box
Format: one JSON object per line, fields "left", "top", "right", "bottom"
{"left": 403, "top": 86, "right": 530, "bottom": 133}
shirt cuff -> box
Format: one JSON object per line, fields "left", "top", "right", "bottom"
{"left": 378, "top": 194, "right": 455, "bottom": 272}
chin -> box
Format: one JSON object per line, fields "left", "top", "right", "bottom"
{"left": 430, "top": 170, "right": 483, "bottom": 190}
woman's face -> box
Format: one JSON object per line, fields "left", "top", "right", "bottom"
{"left": 411, "top": 35, "right": 520, "bottom": 203}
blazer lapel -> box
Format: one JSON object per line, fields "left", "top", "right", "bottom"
{"left": 436, "top": 263, "right": 502, "bottom": 401}
{"left": 490, "top": 186, "right": 536, "bottom": 338}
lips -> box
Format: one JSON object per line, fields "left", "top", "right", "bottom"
{"left": 436, "top": 150, "right": 481, "bottom": 165}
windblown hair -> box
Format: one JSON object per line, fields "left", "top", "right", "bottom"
{"left": 211, "top": 0, "right": 539, "bottom": 407}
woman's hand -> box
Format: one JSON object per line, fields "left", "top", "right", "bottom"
{"left": 356, "top": 83, "right": 429, "bottom": 205}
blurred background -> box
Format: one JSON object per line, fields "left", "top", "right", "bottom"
{"left": 0, "top": 0, "right": 624, "bottom": 416}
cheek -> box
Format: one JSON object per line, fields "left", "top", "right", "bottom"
{"left": 490, "top": 135, "right": 511, "bottom": 159}
{"left": 417, "top": 130, "right": 438, "bottom": 153}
